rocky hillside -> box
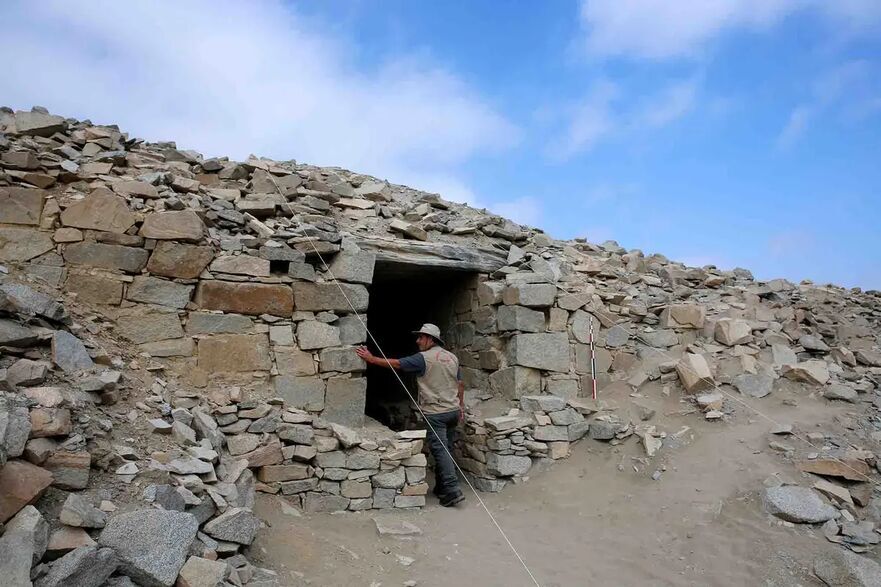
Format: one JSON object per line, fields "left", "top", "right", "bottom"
{"left": 2, "top": 105, "right": 881, "bottom": 586}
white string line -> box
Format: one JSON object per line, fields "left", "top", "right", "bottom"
{"left": 277, "top": 197, "right": 542, "bottom": 587}
{"left": 490, "top": 240, "right": 878, "bottom": 486}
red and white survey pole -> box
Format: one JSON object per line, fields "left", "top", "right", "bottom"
{"left": 589, "top": 315, "right": 598, "bottom": 401}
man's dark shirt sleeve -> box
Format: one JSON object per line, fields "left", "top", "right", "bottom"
{"left": 398, "top": 353, "right": 426, "bottom": 376}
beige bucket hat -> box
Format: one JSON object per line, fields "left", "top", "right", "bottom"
{"left": 412, "top": 323, "right": 444, "bottom": 346}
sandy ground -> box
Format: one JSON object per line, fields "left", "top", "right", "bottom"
{"left": 249, "top": 388, "right": 856, "bottom": 587}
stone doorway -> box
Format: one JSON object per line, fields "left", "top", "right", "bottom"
{"left": 363, "top": 261, "right": 476, "bottom": 430}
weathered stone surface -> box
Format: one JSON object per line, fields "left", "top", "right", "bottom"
{"left": 210, "top": 254, "right": 270, "bottom": 277}
{"left": 327, "top": 250, "right": 375, "bottom": 284}
{"left": 186, "top": 312, "right": 251, "bottom": 334}
{"left": 8, "top": 358, "right": 49, "bottom": 386}
{"left": 127, "top": 276, "right": 194, "bottom": 309}
{"left": 497, "top": 305, "right": 545, "bottom": 332}
{"left": 0, "top": 505, "right": 47, "bottom": 580}
{"left": 639, "top": 329, "right": 679, "bottom": 348}
{"left": 825, "top": 383, "right": 858, "bottom": 403}
{"left": 113, "top": 179, "right": 160, "bottom": 199}
{"left": 814, "top": 549, "right": 881, "bottom": 587}
{"left": 146, "top": 242, "right": 214, "bottom": 279}
{"left": 117, "top": 311, "right": 183, "bottom": 344}
{"left": 318, "top": 347, "right": 365, "bottom": 372}
{"left": 197, "top": 334, "right": 271, "bottom": 372}
{"left": 275, "top": 346, "right": 317, "bottom": 375}
{"left": 676, "top": 353, "right": 715, "bottom": 393}
{"left": 203, "top": 508, "right": 260, "bottom": 545}
{"left": 99, "top": 509, "right": 199, "bottom": 587}
{"left": 60, "top": 492, "right": 107, "bottom": 528}
{"left": 0, "top": 318, "right": 40, "bottom": 347}
{"left": 1, "top": 282, "right": 68, "bottom": 323}
{"left": 855, "top": 349, "right": 881, "bottom": 367}
{"left": 61, "top": 191, "right": 135, "bottom": 233}
{"left": 486, "top": 453, "right": 531, "bottom": 476}
{"left": 337, "top": 314, "right": 368, "bottom": 344}
{"left": 257, "top": 464, "right": 310, "bottom": 483}
{"left": 64, "top": 242, "right": 149, "bottom": 273}
{"left": 732, "top": 373, "right": 774, "bottom": 398}
{"left": 0, "top": 187, "right": 44, "bottom": 225}
{"left": 176, "top": 556, "right": 228, "bottom": 587}
{"left": 139, "top": 211, "right": 205, "bottom": 241}
{"left": 782, "top": 360, "right": 830, "bottom": 385}
{"left": 569, "top": 310, "right": 600, "bottom": 344}
{"left": 1, "top": 401, "right": 31, "bottom": 459}
{"left": 43, "top": 450, "right": 90, "bottom": 490}
{"left": 30, "top": 407, "right": 72, "bottom": 437}
{"left": 661, "top": 303, "right": 706, "bottom": 329}
{"left": 36, "top": 545, "right": 119, "bottom": 587}
{"left": 292, "top": 282, "right": 369, "bottom": 312}
{"left": 64, "top": 271, "right": 124, "bottom": 305}
{"left": 297, "top": 321, "right": 341, "bottom": 350}
{"left": 196, "top": 280, "right": 293, "bottom": 316}
{"left": 605, "top": 325, "right": 630, "bottom": 347}
{"left": 11, "top": 111, "right": 66, "bottom": 136}
{"left": 52, "top": 330, "right": 94, "bottom": 372}
{"left": 303, "top": 493, "right": 349, "bottom": 513}
{"left": 520, "top": 394, "right": 566, "bottom": 412}
{"left": 800, "top": 334, "right": 830, "bottom": 353}
{"left": 489, "top": 366, "right": 541, "bottom": 399}
{"left": 763, "top": 486, "right": 837, "bottom": 523}
{"left": 46, "top": 526, "right": 96, "bottom": 558}
{"left": 0, "top": 227, "right": 54, "bottom": 261}
{"left": 274, "top": 376, "right": 326, "bottom": 411}
{"left": 502, "top": 283, "right": 556, "bottom": 307}
{"left": 798, "top": 459, "right": 870, "bottom": 482}
{"left": 507, "top": 333, "right": 569, "bottom": 372}
{"left": 0, "top": 460, "right": 53, "bottom": 523}
{"left": 714, "top": 318, "right": 753, "bottom": 346}
{"left": 142, "top": 337, "right": 195, "bottom": 357}
{"left": 533, "top": 425, "right": 569, "bottom": 442}
{"left": 323, "top": 376, "right": 367, "bottom": 427}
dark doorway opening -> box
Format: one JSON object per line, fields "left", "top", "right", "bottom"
{"left": 364, "top": 261, "right": 474, "bottom": 430}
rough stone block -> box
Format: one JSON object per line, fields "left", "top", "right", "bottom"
{"left": 60, "top": 190, "right": 135, "bottom": 233}
{"left": 322, "top": 377, "right": 367, "bottom": 427}
{"left": 185, "top": 312, "right": 252, "bottom": 334}
{"left": 297, "top": 321, "right": 340, "bottom": 350}
{"left": 676, "top": 353, "right": 715, "bottom": 393}
{"left": 507, "top": 333, "right": 569, "bottom": 372}
{"left": 486, "top": 453, "right": 531, "bottom": 477}
{"left": 0, "top": 227, "right": 54, "bottom": 262}
{"left": 274, "top": 376, "right": 326, "bottom": 411}
{"left": 489, "top": 366, "right": 541, "bottom": 399}
{"left": 502, "top": 283, "right": 556, "bottom": 307}
{"left": 63, "top": 242, "right": 148, "bottom": 273}
{"left": 196, "top": 280, "right": 293, "bottom": 317}
{"left": 292, "top": 282, "right": 369, "bottom": 312}
{"left": 327, "top": 250, "right": 375, "bottom": 284}
{"left": 0, "top": 187, "right": 44, "bottom": 225}
{"left": 197, "top": 334, "right": 271, "bottom": 372}
{"left": 274, "top": 347, "right": 317, "bottom": 376}
{"left": 139, "top": 210, "right": 205, "bottom": 241}
{"left": 318, "top": 347, "right": 365, "bottom": 372}
{"left": 64, "top": 272, "right": 124, "bottom": 305}
{"left": 497, "top": 305, "right": 545, "bottom": 332}
{"left": 117, "top": 311, "right": 183, "bottom": 344}
{"left": 126, "top": 276, "right": 194, "bottom": 309}
{"left": 0, "top": 461, "right": 53, "bottom": 523}
{"left": 146, "top": 242, "right": 214, "bottom": 279}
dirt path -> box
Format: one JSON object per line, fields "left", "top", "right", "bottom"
{"left": 250, "top": 392, "right": 850, "bottom": 586}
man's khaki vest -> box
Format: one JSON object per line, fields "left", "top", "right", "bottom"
{"left": 416, "top": 347, "right": 459, "bottom": 414}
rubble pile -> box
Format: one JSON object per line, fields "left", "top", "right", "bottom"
{"left": 2, "top": 106, "right": 881, "bottom": 583}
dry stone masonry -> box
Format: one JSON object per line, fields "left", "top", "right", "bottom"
{"left": 2, "top": 106, "right": 881, "bottom": 584}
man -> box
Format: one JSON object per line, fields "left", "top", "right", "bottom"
{"left": 356, "top": 323, "right": 466, "bottom": 507}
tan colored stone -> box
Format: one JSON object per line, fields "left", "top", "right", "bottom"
{"left": 63, "top": 242, "right": 149, "bottom": 272}
{"left": 64, "top": 271, "right": 124, "bottom": 305}
{"left": 46, "top": 526, "right": 96, "bottom": 558}
{"left": 661, "top": 303, "right": 706, "bottom": 329}
{"left": 676, "top": 353, "right": 715, "bottom": 393}
{"left": 256, "top": 464, "right": 310, "bottom": 483}
{"left": 43, "top": 451, "right": 90, "bottom": 490}
{"left": 799, "top": 459, "right": 869, "bottom": 482}
{"left": 714, "top": 318, "right": 752, "bottom": 346}
{"left": 274, "top": 347, "right": 317, "bottom": 375}
{"left": 0, "top": 460, "right": 53, "bottom": 523}
{"left": 196, "top": 280, "right": 293, "bottom": 316}
{"left": 0, "top": 227, "right": 54, "bottom": 261}
{"left": 60, "top": 189, "right": 136, "bottom": 233}
{"left": 240, "top": 440, "right": 284, "bottom": 468}
{"left": 197, "top": 334, "right": 271, "bottom": 372}
{"left": 209, "top": 254, "right": 270, "bottom": 277}
{"left": 146, "top": 242, "right": 214, "bottom": 279}
{"left": 139, "top": 210, "right": 205, "bottom": 241}
{"left": 0, "top": 187, "right": 45, "bottom": 225}
{"left": 112, "top": 180, "right": 159, "bottom": 199}
{"left": 29, "top": 408, "right": 72, "bottom": 437}
{"left": 291, "top": 282, "right": 368, "bottom": 312}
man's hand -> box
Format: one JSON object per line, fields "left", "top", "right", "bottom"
{"left": 355, "top": 346, "right": 374, "bottom": 361}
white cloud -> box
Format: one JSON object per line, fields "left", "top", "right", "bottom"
{"left": 776, "top": 105, "right": 813, "bottom": 148}
{"left": 639, "top": 79, "right": 699, "bottom": 128}
{"left": 579, "top": 0, "right": 797, "bottom": 60}
{"left": 546, "top": 81, "right": 618, "bottom": 161}
{"left": 578, "top": 0, "right": 881, "bottom": 61}
{"left": 0, "top": 0, "right": 518, "bottom": 200}
{"left": 489, "top": 197, "right": 544, "bottom": 227}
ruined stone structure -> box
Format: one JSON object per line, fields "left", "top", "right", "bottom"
{"left": 2, "top": 106, "right": 881, "bottom": 585}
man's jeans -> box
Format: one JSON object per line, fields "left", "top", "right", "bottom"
{"left": 424, "top": 410, "right": 461, "bottom": 497}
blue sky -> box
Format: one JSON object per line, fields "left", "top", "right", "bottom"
{"left": 2, "top": 1, "right": 880, "bottom": 287}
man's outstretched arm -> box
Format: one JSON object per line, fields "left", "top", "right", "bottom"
{"left": 356, "top": 346, "right": 402, "bottom": 370}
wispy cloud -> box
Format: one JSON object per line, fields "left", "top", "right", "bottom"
{"left": 546, "top": 77, "right": 699, "bottom": 160}
{"left": 777, "top": 60, "right": 879, "bottom": 148}
{"left": 0, "top": 0, "right": 518, "bottom": 203}
{"left": 767, "top": 230, "right": 816, "bottom": 257}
